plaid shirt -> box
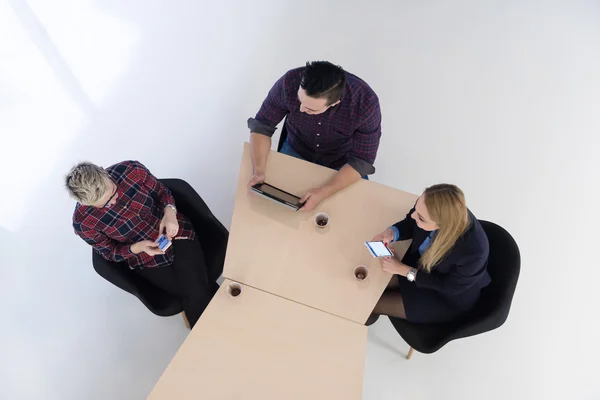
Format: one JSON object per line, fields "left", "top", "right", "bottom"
{"left": 247, "top": 67, "right": 382, "bottom": 175}
{"left": 72, "top": 161, "right": 196, "bottom": 269}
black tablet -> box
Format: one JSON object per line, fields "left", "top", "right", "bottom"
{"left": 251, "top": 182, "right": 304, "bottom": 211}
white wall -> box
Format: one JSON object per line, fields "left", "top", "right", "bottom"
{"left": 1, "top": 0, "right": 599, "bottom": 399}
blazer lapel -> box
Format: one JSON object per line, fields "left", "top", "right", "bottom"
{"left": 410, "top": 227, "right": 429, "bottom": 253}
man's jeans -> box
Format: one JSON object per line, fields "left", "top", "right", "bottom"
{"left": 279, "top": 140, "right": 369, "bottom": 180}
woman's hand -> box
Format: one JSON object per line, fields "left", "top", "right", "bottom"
{"left": 371, "top": 227, "right": 395, "bottom": 245}
{"left": 130, "top": 240, "right": 165, "bottom": 256}
{"left": 160, "top": 207, "right": 179, "bottom": 239}
{"left": 380, "top": 256, "right": 412, "bottom": 276}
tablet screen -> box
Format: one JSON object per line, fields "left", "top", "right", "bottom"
{"left": 366, "top": 241, "right": 393, "bottom": 257}
{"left": 256, "top": 184, "right": 300, "bottom": 205}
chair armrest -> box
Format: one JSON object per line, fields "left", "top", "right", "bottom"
{"left": 91, "top": 250, "right": 139, "bottom": 296}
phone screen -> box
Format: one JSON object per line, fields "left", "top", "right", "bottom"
{"left": 157, "top": 235, "right": 171, "bottom": 251}
{"left": 256, "top": 184, "right": 300, "bottom": 205}
{"left": 366, "top": 241, "right": 393, "bottom": 257}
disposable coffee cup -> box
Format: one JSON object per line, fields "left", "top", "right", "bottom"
{"left": 228, "top": 282, "right": 242, "bottom": 297}
{"left": 314, "top": 213, "right": 330, "bottom": 228}
{"left": 354, "top": 265, "right": 369, "bottom": 281}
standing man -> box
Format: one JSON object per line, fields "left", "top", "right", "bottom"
{"left": 247, "top": 61, "right": 382, "bottom": 211}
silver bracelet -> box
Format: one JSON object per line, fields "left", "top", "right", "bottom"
{"left": 165, "top": 204, "right": 177, "bottom": 214}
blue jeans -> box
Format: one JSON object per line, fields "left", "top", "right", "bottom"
{"left": 279, "top": 140, "right": 369, "bottom": 180}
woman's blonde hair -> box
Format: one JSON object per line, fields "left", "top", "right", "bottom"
{"left": 419, "top": 184, "right": 470, "bottom": 272}
{"left": 65, "top": 162, "right": 110, "bottom": 205}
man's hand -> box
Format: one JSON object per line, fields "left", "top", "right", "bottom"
{"left": 130, "top": 240, "right": 165, "bottom": 256}
{"left": 249, "top": 133, "right": 271, "bottom": 188}
{"left": 248, "top": 169, "right": 265, "bottom": 188}
{"left": 160, "top": 207, "right": 179, "bottom": 239}
{"left": 298, "top": 164, "right": 360, "bottom": 211}
{"left": 299, "top": 186, "right": 332, "bottom": 212}
{"left": 371, "top": 227, "right": 395, "bottom": 246}
{"left": 380, "top": 256, "right": 412, "bottom": 276}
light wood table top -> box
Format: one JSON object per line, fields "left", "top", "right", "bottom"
{"left": 147, "top": 280, "right": 367, "bottom": 400}
{"left": 223, "top": 143, "right": 417, "bottom": 324}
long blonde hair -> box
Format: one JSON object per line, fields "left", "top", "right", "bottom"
{"left": 419, "top": 184, "right": 469, "bottom": 272}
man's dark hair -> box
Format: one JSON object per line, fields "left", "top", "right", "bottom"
{"left": 300, "top": 61, "right": 346, "bottom": 105}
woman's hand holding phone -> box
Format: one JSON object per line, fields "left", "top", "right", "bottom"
{"left": 380, "top": 256, "right": 411, "bottom": 276}
{"left": 160, "top": 207, "right": 179, "bottom": 239}
{"left": 130, "top": 240, "right": 165, "bottom": 256}
{"left": 371, "top": 227, "right": 395, "bottom": 246}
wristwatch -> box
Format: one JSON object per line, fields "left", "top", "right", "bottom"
{"left": 165, "top": 204, "right": 177, "bottom": 214}
{"left": 406, "top": 268, "right": 418, "bottom": 282}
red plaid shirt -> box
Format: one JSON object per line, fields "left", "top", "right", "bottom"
{"left": 72, "top": 161, "right": 196, "bottom": 269}
{"left": 247, "top": 67, "right": 382, "bottom": 175}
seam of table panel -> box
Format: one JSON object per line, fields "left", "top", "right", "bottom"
{"left": 223, "top": 278, "right": 367, "bottom": 327}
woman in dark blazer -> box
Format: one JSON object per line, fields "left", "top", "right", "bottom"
{"left": 368, "top": 184, "right": 491, "bottom": 324}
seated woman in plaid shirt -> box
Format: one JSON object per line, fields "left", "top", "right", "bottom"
{"left": 66, "top": 160, "right": 220, "bottom": 328}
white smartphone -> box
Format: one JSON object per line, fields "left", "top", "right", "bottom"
{"left": 157, "top": 234, "right": 172, "bottom": 252}
{"left": 364, "top": 241, "right": 393, "bottom": 258}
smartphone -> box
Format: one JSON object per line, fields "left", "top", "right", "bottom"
{"left": 251, "top": 182, "right": 304, "bottom": 211}
{"left": 364, "top": 241, "right": 393, "bottom": 258}
{"left": 156, "top": 234, "right": 172, "bottom": 252}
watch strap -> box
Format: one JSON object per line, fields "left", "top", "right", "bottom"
{"left": 408, "top": 267, "right": 418, "bottom": 282}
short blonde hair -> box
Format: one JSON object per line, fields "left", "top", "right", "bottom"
{"left": 65, "top": 162, "right": 110, "bottom": 205}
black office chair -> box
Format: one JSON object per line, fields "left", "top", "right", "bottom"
{"left": 388, "top": 220, "right": 520, "bottom": 359}
{"left": 91, "top": 179, "right": 229, "bottom": 328}
{"left": 277, "top": 117, "right": 288, "bottom": 152}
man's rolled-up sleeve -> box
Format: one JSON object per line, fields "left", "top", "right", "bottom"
{"left": 347, "top": 98, "right": 382, "bottom": 176}
{"left": 247, "top": 73, "right": 290, "bottom": 137}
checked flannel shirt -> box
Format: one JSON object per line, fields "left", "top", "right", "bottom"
{"left": 248, "top": 67, "right": 382, "bottom": 176}
{"left": 72, "top": 160, "right": 195, "bottom": 269}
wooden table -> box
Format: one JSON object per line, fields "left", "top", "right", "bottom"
{"left": 147, "top": 280, "right": 367, "bottom": 400}
{"left": 224, "top": 143, "right": 417, "bottom": 324}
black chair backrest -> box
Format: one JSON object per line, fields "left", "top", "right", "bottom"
{"left": 90, "top": 178, "right": 228, "bottom": 316}
{"left": 92, "top": 250, "right": 182, "bottom": 316}
{"left": 160, "top": 179, "right": 229, "bottom": 270}
{"left": 277, "top": 117, "right": 288, "bottom": 152}
{"left": 453, "top": 220, "right": 520, "bottom": 338}
{"left": 92, "top": 250, "right": 138, "bottom": 296}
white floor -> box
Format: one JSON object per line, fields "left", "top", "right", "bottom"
{"left": 2, "top": 0, "right": 599, "bottom": 399}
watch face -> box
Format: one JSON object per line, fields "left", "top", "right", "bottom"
{"left": 407, "top": 272, "right": 414, "bottom": 282}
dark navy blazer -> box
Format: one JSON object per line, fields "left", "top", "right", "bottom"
{"left": 393, "top": 208, "right": 491, "bottom": 312}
